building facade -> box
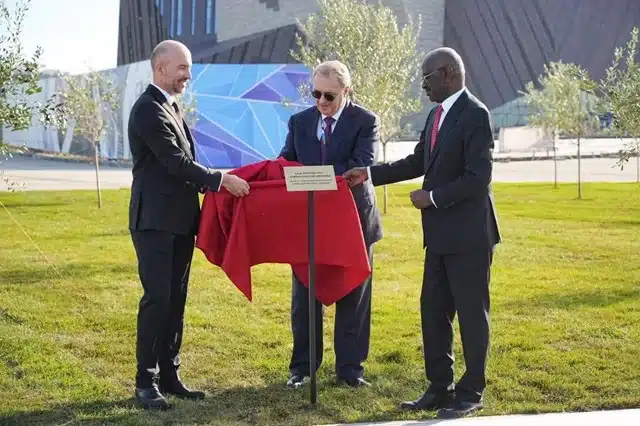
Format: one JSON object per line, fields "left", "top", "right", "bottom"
{"left": 117, "top": 0, "right": 218, "bottom": 66}
{"left": 118, "top": 0, "right": 640, "bottom": 133}
{"left": 118, "top": 0, "right": 443, "bottom": 66}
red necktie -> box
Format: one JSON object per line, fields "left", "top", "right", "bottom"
{"left": 430, "top": 105, "right": 444, "bottom": 152}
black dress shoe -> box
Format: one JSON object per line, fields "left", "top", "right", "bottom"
{"left": 159, "top": 380, "right": 205, "bottom": 400}
{"left": 437, "top": 400, "right": 483, "bottom": 419}
{"left": 286, "top": 374, "right": 307, "bottom": 389}
{"left": 399, "top": 390, "right": 454, "bottom": 411}
{"left": 135, "top": 386, "right": 170, "bottom": 410}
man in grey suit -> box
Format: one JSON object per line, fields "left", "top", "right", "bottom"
{"left": 127, "top": 40, "right": 249, "bottom": 410}
{"left": 279, "top": 60, "right": 383, "bottom": 388}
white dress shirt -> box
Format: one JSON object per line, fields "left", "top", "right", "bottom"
{"left": 427, "top": 87, "right": 465, "bottom": 207}
{"left": 365, "top": 87, "right": 466, "bottom": 208}
{"left": 151, "top": 83, "right": 174, "bottom": 105}
{"left": 317, "top": 99, "right": 347, "bottom": 140}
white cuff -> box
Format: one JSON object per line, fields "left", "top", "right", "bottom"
{"left": 217, "top": 173, "right": 223, "bottom": 191}
{"left": 429, "top": 191, "right": 438, "bottom": 208}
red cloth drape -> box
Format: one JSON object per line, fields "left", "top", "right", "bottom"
{"left": 195, "top": 158, "right": 371, "bottom": 305}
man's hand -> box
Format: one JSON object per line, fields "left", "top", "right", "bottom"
{"left": 342, "top": 167, "right": 369, "bottom": 187}
{"left": 221, "top": 173, "right": 250, "bottom": 197}
{"left": 410, "top": 189, "right": 432, "bottom": 209}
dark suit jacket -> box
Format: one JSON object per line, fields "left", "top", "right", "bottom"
{"left": 127, "top": 84, "right": 223, "bottom": 236}
{"left": 370, "top": 89, "right": 500, "bottom": 254}
{"left": 279, "top": 101, "right": 383, "bottom": 247}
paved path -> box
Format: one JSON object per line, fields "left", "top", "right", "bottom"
{"left": 1, "top": 157, "right": 132, "bottom": 191}
{"left": 324, "top": 408, "right": 640, "bottom": 426}
{"left": 1, "top": 156, "right": 638, "bottom": 191}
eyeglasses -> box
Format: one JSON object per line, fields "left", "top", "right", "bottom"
{"left": 422, "top": 66, "right": 447, "bottom": 84}
{"left": 311, "top": 90, "right": 337, "bottom": 102}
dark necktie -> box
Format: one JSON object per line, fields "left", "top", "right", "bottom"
{"left": 172, "top": 100, "right": 194, "bottom": 154}
{"left": 322, "top": 116, "right": 335, "bottom": 165}
{"left": 172, "top": 101, "right": 182, "bottom": 120}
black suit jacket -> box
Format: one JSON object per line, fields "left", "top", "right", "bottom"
{"left": 127, "top": 84, "right": 223, "bottom": 236}
{"left": 279, "top": 101, "right": 383, "bottom": 247}
{"left": 370, "top": 90, "right": 500, "bottom": 254}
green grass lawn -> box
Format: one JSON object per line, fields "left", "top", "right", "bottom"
{"left": 0, "top": 182, "right": 639, "bottom": 425}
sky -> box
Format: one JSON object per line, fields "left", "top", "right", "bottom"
{"left": 16, "top": 0, "right": 120, "bottom": 74}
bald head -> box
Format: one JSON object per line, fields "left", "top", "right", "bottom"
{"left": 151, "top": 40, "right": 192, "bottom": 96}
{"left": 421, "top": 47, "right": 465, "bottom": 103}
{"left": 423, "top": 47, "right": 465, "bottom": 76}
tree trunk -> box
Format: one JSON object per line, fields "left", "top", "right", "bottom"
{"left": 553, "top": 131, "right": 558, "bottom": 189}
{"left": 577, "top": 137, "right": 582, "bottom": 199}
{"left": 382, "top": 142, "right": 388, "bottom": 214}
{"left": 94, "top": 142, "right": 102, "bottom": 208}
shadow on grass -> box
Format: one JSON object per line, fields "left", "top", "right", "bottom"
{"left": 93, "top": 229, "right": 131, "bottom": 238}
{"left": 0, "top": 399, "right": 140, "bottom": 426}
{"left": 0, "top": 381, "right": 428, "bottom": 426}
{"left": 0, "top": 200, "right": 73, "bottom": 209}
{"left": 503, "top": 288, "right": 640, "bottom": 310}
{"left": 0, "top": 262, "right": 134, "bottom": 285}
{"left": 0, "top": 384, "right": 337, "bottom": 426}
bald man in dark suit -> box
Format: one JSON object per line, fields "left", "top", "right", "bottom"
{"left": 344, "top": 47, "right": 500, "bottom": 419}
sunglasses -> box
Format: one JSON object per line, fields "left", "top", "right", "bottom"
{"left": 311, "top": 90, "right": 338, "bottom": 102}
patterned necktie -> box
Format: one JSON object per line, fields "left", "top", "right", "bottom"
{"left": 430, "top": 104, "right": 444, "bottom": 153}
{"left": 321, "top": 116, "right": 335, "bottom": 165}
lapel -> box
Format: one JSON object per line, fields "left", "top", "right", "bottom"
{"left": 307, "top": 106, "right": 322, "bottom": 143}
{"left": 425, "top": 90, "right": 468, "bottom": 174}
{"left": 422, "top": 109, "right": 437, "bottom": 169}
{"left": 183, "top": 119, "right": 197, "bottom": 158}
{"left": 147, "top": 85, "right": 193, "bottom": 160}
{"left": 329, "top": 100, "right": 354, "bottom": 144}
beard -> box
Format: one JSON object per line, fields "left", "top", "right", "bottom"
{"left": 173, "top": 78, "right": 188, "bottom": 93}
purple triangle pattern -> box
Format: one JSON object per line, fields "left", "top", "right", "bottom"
{"left": 241, "top": 83, "right": 282, "bottom": 103}
{"left": 284, "top": 72, "right": 309, "bottom": 91}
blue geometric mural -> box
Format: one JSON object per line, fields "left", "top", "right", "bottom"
{"left": 189, "top": 64, "right": 314, "bottom": 168}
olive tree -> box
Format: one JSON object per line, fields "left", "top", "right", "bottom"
{"left": 292, "top": 0, "right": 423, "bottom": 212}
{"left": 600, "top": 26, "right": 640, "bottom": 182}
{"left": 521, "top": 61, "right": 599, "bottom": 198}
{"left": 57, "top": 71, "right": 118, "bottom": 208}
{"left": 0, "top": 0, "right": 65, "bottom": 190}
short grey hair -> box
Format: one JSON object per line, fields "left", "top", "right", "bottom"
{"left": 312, "top": 60, "right": 352, "bottom": 89}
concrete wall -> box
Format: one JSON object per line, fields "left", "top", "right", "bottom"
{"left": 216, "top": 0, "right": 444, "bottom": 57}
{"left": 213, "top": 0, "right": 445, "bottom": 134}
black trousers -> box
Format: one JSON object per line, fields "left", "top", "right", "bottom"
{"left": 421, "top": 249, "right": 493, "bottom": 402}
{"left": 289, "top": 245, "right": 374, "bottom": 380}
{"left": 130, "top": 230, "right": 194, "bottom": 388}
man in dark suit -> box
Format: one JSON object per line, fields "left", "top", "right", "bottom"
{"left": 344, "top": 47, "right": 500, "bottom": 418}
{"left": 127, "top": 40, "right": 250, "bottom": 410}
{"left": 279, "top": 60, "right": 383, "bottom": 388}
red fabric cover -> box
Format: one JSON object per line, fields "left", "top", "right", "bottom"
{"left": 195, "top": 158, "right": 371, "bottom": 305}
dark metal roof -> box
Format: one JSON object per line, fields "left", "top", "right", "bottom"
{"left": 192, "top": 23, "right": 306, "bottom": 64}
